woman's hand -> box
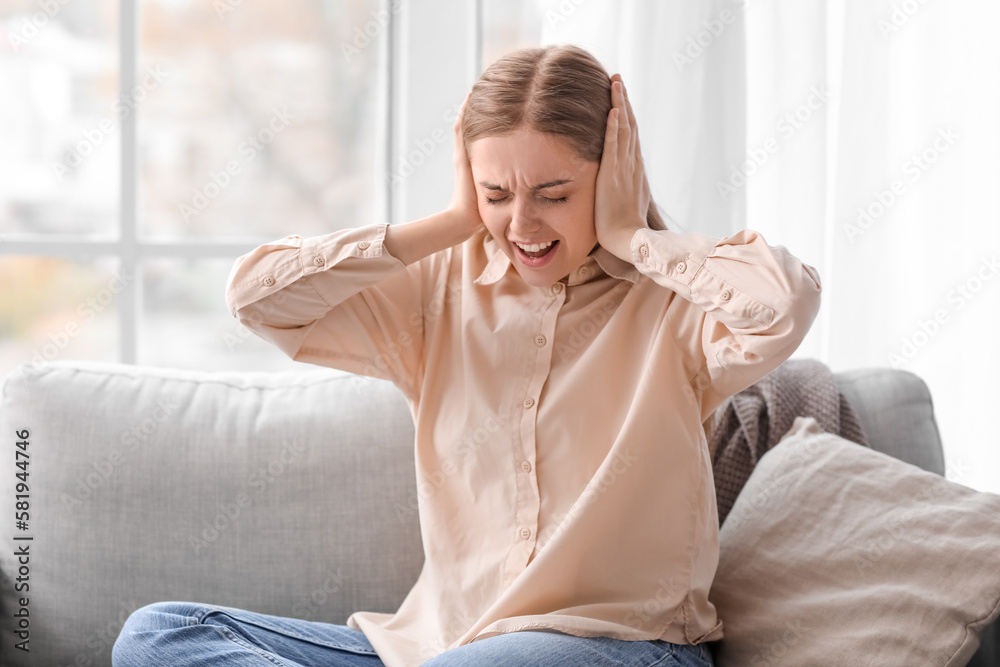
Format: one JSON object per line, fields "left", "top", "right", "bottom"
{"left": 446, "top": 92, "right": 487, "bottom": 240}
{"left": 594, "top": 74, "right": 652, "bottom": 262}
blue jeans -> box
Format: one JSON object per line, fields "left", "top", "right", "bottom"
{"left": 112, "top": 601, "right": 716, "bottom": 667}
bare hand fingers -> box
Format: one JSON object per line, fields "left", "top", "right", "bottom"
{"left": 620, "top": 76, "right": 637, "bottom": 131}
{"left": 603, "top": 103, "right": 619, "bottom": 169}
{"left": 612, "top": 79, "right": 630, "bottom": 144}
{"left": 619, "top": 77, "right": 646, "bottom": 170}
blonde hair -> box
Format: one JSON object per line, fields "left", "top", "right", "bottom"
{"left": 463, "top": 43, "right": 668, "bottom": 232}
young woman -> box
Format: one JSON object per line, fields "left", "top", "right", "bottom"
{"left": 113, "top": 44, "right": 821, "bottom": 667}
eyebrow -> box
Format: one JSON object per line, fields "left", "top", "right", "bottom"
{"left": 477, "top": 179, "right": 574, "bottom": 191}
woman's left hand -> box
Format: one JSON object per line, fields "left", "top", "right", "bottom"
{"left": 594, "top": 73, "right": 652, "bottom": 262}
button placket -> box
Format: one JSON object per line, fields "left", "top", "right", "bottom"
{"left": 505, "top": 294, "right": 560, "bottom": 582}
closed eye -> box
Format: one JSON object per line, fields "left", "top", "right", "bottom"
{"left": 483, "top": 196, "right": 568, "bottom": 206}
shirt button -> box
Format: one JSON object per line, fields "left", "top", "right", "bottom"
{"left": 519, "top": 527, "right": 531, "bottom": 540}
{"left": 534, "top": 334, "right": 546, "bottom": 347}
{"left": 578, "top": 265, "right": 590, "bottom": 277}
{"left": 638, "top": 244, "right": 649, "bottom": 257}
{"left": 523, "top": 397, "right": 535, "bottom": 409}
{"left": 260, "top": 275, "right": 275, "bottom": 287}
{"left": 676, "top": 261, "right": 686, "bottom": 273}
{"left": 551, "top": 282, "right": 564, "bottom": 294}
{"left": 521, "top": 461, "right": 532, "bottom": 472}
{"left": 357, "top": 241, "right": 370, "bottom": 250}
{"left": 313, "top": 256, "right": 325, "bottom": 266}
{"left": 721, "top": 289, "right": 732, "bottom": 301}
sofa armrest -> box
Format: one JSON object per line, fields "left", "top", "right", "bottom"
{"left": 834, "top": 367, "right": 945, "bottom": 475}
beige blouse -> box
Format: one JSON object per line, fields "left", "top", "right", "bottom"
{"left": 225, "top": 220, "right": 822, "bottom": 667}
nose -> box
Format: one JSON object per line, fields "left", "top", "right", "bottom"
{"left": 509, "top": 197, "right": 543, "bottom": 235}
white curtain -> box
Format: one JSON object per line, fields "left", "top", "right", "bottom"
{"left": 539, "top": 0, "right": 1000, "bottom": 493}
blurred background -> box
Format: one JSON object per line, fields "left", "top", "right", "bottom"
{"left": 1, "top": 0, "right": 997, "bottom": 492}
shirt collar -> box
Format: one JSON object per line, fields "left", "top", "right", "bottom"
{"left": 473, "top": 231, "right": 640, "bottom": 287}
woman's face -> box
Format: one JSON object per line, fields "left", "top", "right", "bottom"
{"left": 469, "top": 129, "right": 600, "bottom": 288}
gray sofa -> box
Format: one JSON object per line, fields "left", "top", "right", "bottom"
{"left": 0, "top": 360, "right": 995, "bottom": 666}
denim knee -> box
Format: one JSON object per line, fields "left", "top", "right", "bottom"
{"left": 112, "top": 600, "right": 201, "bottom": 666}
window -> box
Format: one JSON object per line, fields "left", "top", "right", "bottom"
{"left": 1, "top": 0, "right": 385, "bottom": 375}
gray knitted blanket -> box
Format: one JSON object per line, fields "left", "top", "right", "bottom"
{"left": 708, "top": 358, "right": 871, "bottom": 527}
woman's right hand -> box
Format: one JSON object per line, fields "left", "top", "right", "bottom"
{"left": 446, "top": 92, "right": 486, "bottom": 240}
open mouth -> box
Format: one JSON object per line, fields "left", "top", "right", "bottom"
{"left": 513, "top": 240, "right": 559, "bottom": 264}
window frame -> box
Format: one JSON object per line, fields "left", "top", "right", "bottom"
{"left": 0, "top": 0, "right": 483, "bottom": 366}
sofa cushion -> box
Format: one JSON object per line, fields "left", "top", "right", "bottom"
{"left": 0, "top": 360, "right": 424, "bottom": 667}
{"left": 708, "top": 415, "right": 1000, "bottom": 666}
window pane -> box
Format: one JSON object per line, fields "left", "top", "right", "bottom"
{"left": 139, "top": 0, "right": 381, "bottom": 241}
{"left": 139, "top": 258, "right": 303, "bottom": 372}
{"left": 0, "top": 0, "right": 119, "bottom": 235}
{"left": 0, "top": 257, "right": 121, "bottom": 379}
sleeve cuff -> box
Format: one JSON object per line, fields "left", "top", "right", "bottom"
{"left": 630, "top": 226, "right": 718, "bottom": 291}
{"left": 298, "top": 222, "right": 402, "bottom": 275}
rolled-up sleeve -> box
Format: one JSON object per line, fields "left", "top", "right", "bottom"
{"left": 629, "top": 226, "right": 822, "bottom": 422}
{"left": 225, "top": 222, "right": 426, "bottom": 399}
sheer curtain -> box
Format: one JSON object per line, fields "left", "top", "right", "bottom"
{"left": 538, "top": 0, "right": 1000, "bottom": 493}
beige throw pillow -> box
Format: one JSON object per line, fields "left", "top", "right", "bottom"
{"left": 708, "top": 416, "right": 1000, "bottom": 666}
